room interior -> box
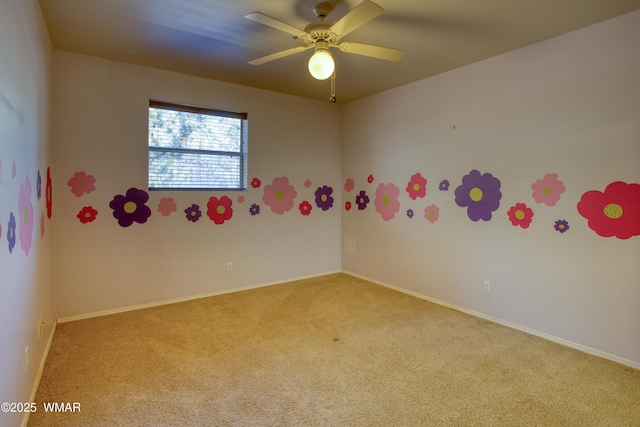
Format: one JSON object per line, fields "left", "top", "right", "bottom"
{"left": 1, "top": 1, "right": 639, "bottom": 426}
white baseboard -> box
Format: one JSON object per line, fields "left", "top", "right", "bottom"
{"left": 342, "top": 270, "right": 640, "bottom": 371}
{"left": 22, "top": 320, "right": 57, "bottom": 427}
{"left": 57, "top": 270, "right": 342, "bottom": 324}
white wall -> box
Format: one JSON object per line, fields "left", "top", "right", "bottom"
{"left": 341, "top": 11, "right": 640, "bottom": 366}
{"left": 52, "top": 52, "right": 342, "bottom": 320}
{"left": 0, "top": 1, "right": 55, "bottom": 426}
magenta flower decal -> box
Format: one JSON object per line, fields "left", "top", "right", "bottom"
{"left": 299, "top": 200, "right": 312, "bottom": 216}
{"left": 157, "top": 197, "right": 177, "bottom": 217}
{"left": 577, "top": 181, "right": 640, "bottom": 239}
{"left": 374, "top": 183, "right": 400, "bottom": 221}
{"left": 67, "top": 171, "right": 96, "bottom": 197}
{"left": 18, "top": 176, "right": 34, "bottom": 255}
{"left": 344, "top": 177, "right": 355, "bottom": 192}
{"left": 46, "top": 167, "right": 52, "bottom": 219}
{"left": 7, "top": 212, "right": 16, "bottom": 254}
{"left": 424, "top": 204, "right": 440, "bottom": 224}
{"left": 531, "top": 173, "right": 566, "bottom": 206}
{"left": 77, "top": 206, "right": 98, "bottom": 224}
{"left": 207, "top": 196, "right": 233, "bottom": 225}
{"left": 355, "top": 190, "right": 369, "bottom": 210}
{"left": 554, "top": 219, "right": 569, "bottom": 233}
{"left": 406, "top": 173, "right": 427, "bottom": 200}
{"left": 263, "top": 177, "right": 297, "bottom": 215}
{"left": 507, "top": 203, "right": 534, "bottom": 229}
{"left": 185, "top": 204, "right": 202, "bottom": 222}
{"left": 315, "top": 185, "right": 334, "bottom": 211}
{"left": 454, "top": 170, "right": 502, "bottom": 221}
{"left": 109, "top": 188, "right": 152, "bottom": 227}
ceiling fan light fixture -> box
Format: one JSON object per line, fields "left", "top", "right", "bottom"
{"left": 308, "top": 47, "right": 335, "bottom": 80}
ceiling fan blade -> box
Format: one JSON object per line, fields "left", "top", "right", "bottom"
{"left": 330, "top": 0, "right": 384, "bottom": 37}
{"left": 248, "top": 46, "right": 312, "bottom": 66}
{"left": 338, "top": 42, "right": 405, "bottom": 61}
{"left": 245, "top": 12, "right": 307, "bottom": 38}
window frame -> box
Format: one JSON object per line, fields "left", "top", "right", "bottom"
{"left": 148, "top": 99, "right": 248, "bottom": 192}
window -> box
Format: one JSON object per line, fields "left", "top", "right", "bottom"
{"left": 148, "top": 100, "right": 248, "bottom": 191}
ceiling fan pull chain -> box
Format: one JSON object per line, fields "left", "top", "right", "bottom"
{"left": 330, "top": 71, "right": 336, "bottom": 103}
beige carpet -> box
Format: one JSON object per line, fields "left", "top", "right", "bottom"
{"left": 29, "top": 273, "right": 639, "bottom": 426}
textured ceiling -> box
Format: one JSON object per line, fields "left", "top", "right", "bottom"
{"left": 39, "top": 0, "right": 640, "bottom": 104}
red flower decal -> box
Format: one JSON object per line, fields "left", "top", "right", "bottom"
{"left": 577, "top": 181, "right": 640, "bottom": 239}
{"left": 77, "top": 206, "right": 98, "bottom": 224}
{"left": 507, "top": 203, "right": 534, "bottom": 229}
{"left": 251, "top": 177, "right": 261, "bottom": 189}
{"left": 299, "top": 200, "right": 312, "bottom": 216}
{"left": 207, "top": 196, "right": 233, "bottom": 225}
{"left": 345, "top": 201, "right": 352, "bottom": 211}
{"left": 367, "top": 174, "right": 374, "bottom": 184}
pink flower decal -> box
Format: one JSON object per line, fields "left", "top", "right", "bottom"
{"left": 507, "top": 203, "right": 534, "bottom": 229}
{"left": 77, "top": 206, "right": 98, "bottom": 224}
{"left": 299, "top": 200, "right": 312, "bottom": 216}
{"left": 531, "top": 173, "right": 566, "bottom": 206}
{"left": 237, "top": 195, "right": 245, "bottom": 204}
{"left": 374, "top": 183, "right": 400, "bottom": 221}
{"left": 577, "top": 181, "right": 640, "bottom": 239}
{"left": 344, "top": 177, "right": 355, "bottom": 192}
{"left": 263, "top": 177, "right": 297, "bottom": 215}
{"left": 207, "top": 196, "right": 233, "bottom": 225}
{"left": 18, "top": 176, "right": 34, "bottom": 255}
{"left": 304, "top": 179, "right": 312, "bottom": 188}
{"left": 67, "top": 171, "right": 96, "bottom": 197}
{"left": 406, "top": 172, "right": 427, "bottom": 200}
{"left": 157, "top": 197, "right": 177, "bottom": 216}
{"left": 424, "top": 204, "right": 439, "bottom": 224}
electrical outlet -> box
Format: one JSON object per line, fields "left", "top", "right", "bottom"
{"left": 226, "top": 262, "right": 233, "bottom": 272}
{"left": 483, "top": 280, "right": 491, "bottom": 293}
{"left": 25, "top": 347, "right": 29, "bottom": 371}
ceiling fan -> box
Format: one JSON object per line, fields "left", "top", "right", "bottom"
{"left": 245, "top": 0, "right": 404, "bottom": 81}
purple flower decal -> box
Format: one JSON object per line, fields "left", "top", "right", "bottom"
{"left": 554, "top": 219, "right": 569, "bottom": 233}
{"left": 439, "top": 180, "right": 450, "bottom": 191}
{"left": 406, "top": 209, "right": 414, "bottom": 218}
{"left": 454, "top": 170, "right": 502, "bottom": 221}
{"left": 315, "top": 185, "right": 334, "bottom": 211}
{"left": 37, "top": 170, "right": 42, "bottom": 200}
{"left": 7, "top": 212, "right": 16, "bottom": 254}
{"left": 356, "top": 190, "right": 369, "bottom": 210}
{"left": 250, "top": 204, "right": 260, "bottom": 216}
{"left": 109, "top": 188, "right": 152, "bottom": 227}
{"left": 185, "top": 204, "right": 202, "bottom": 222}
